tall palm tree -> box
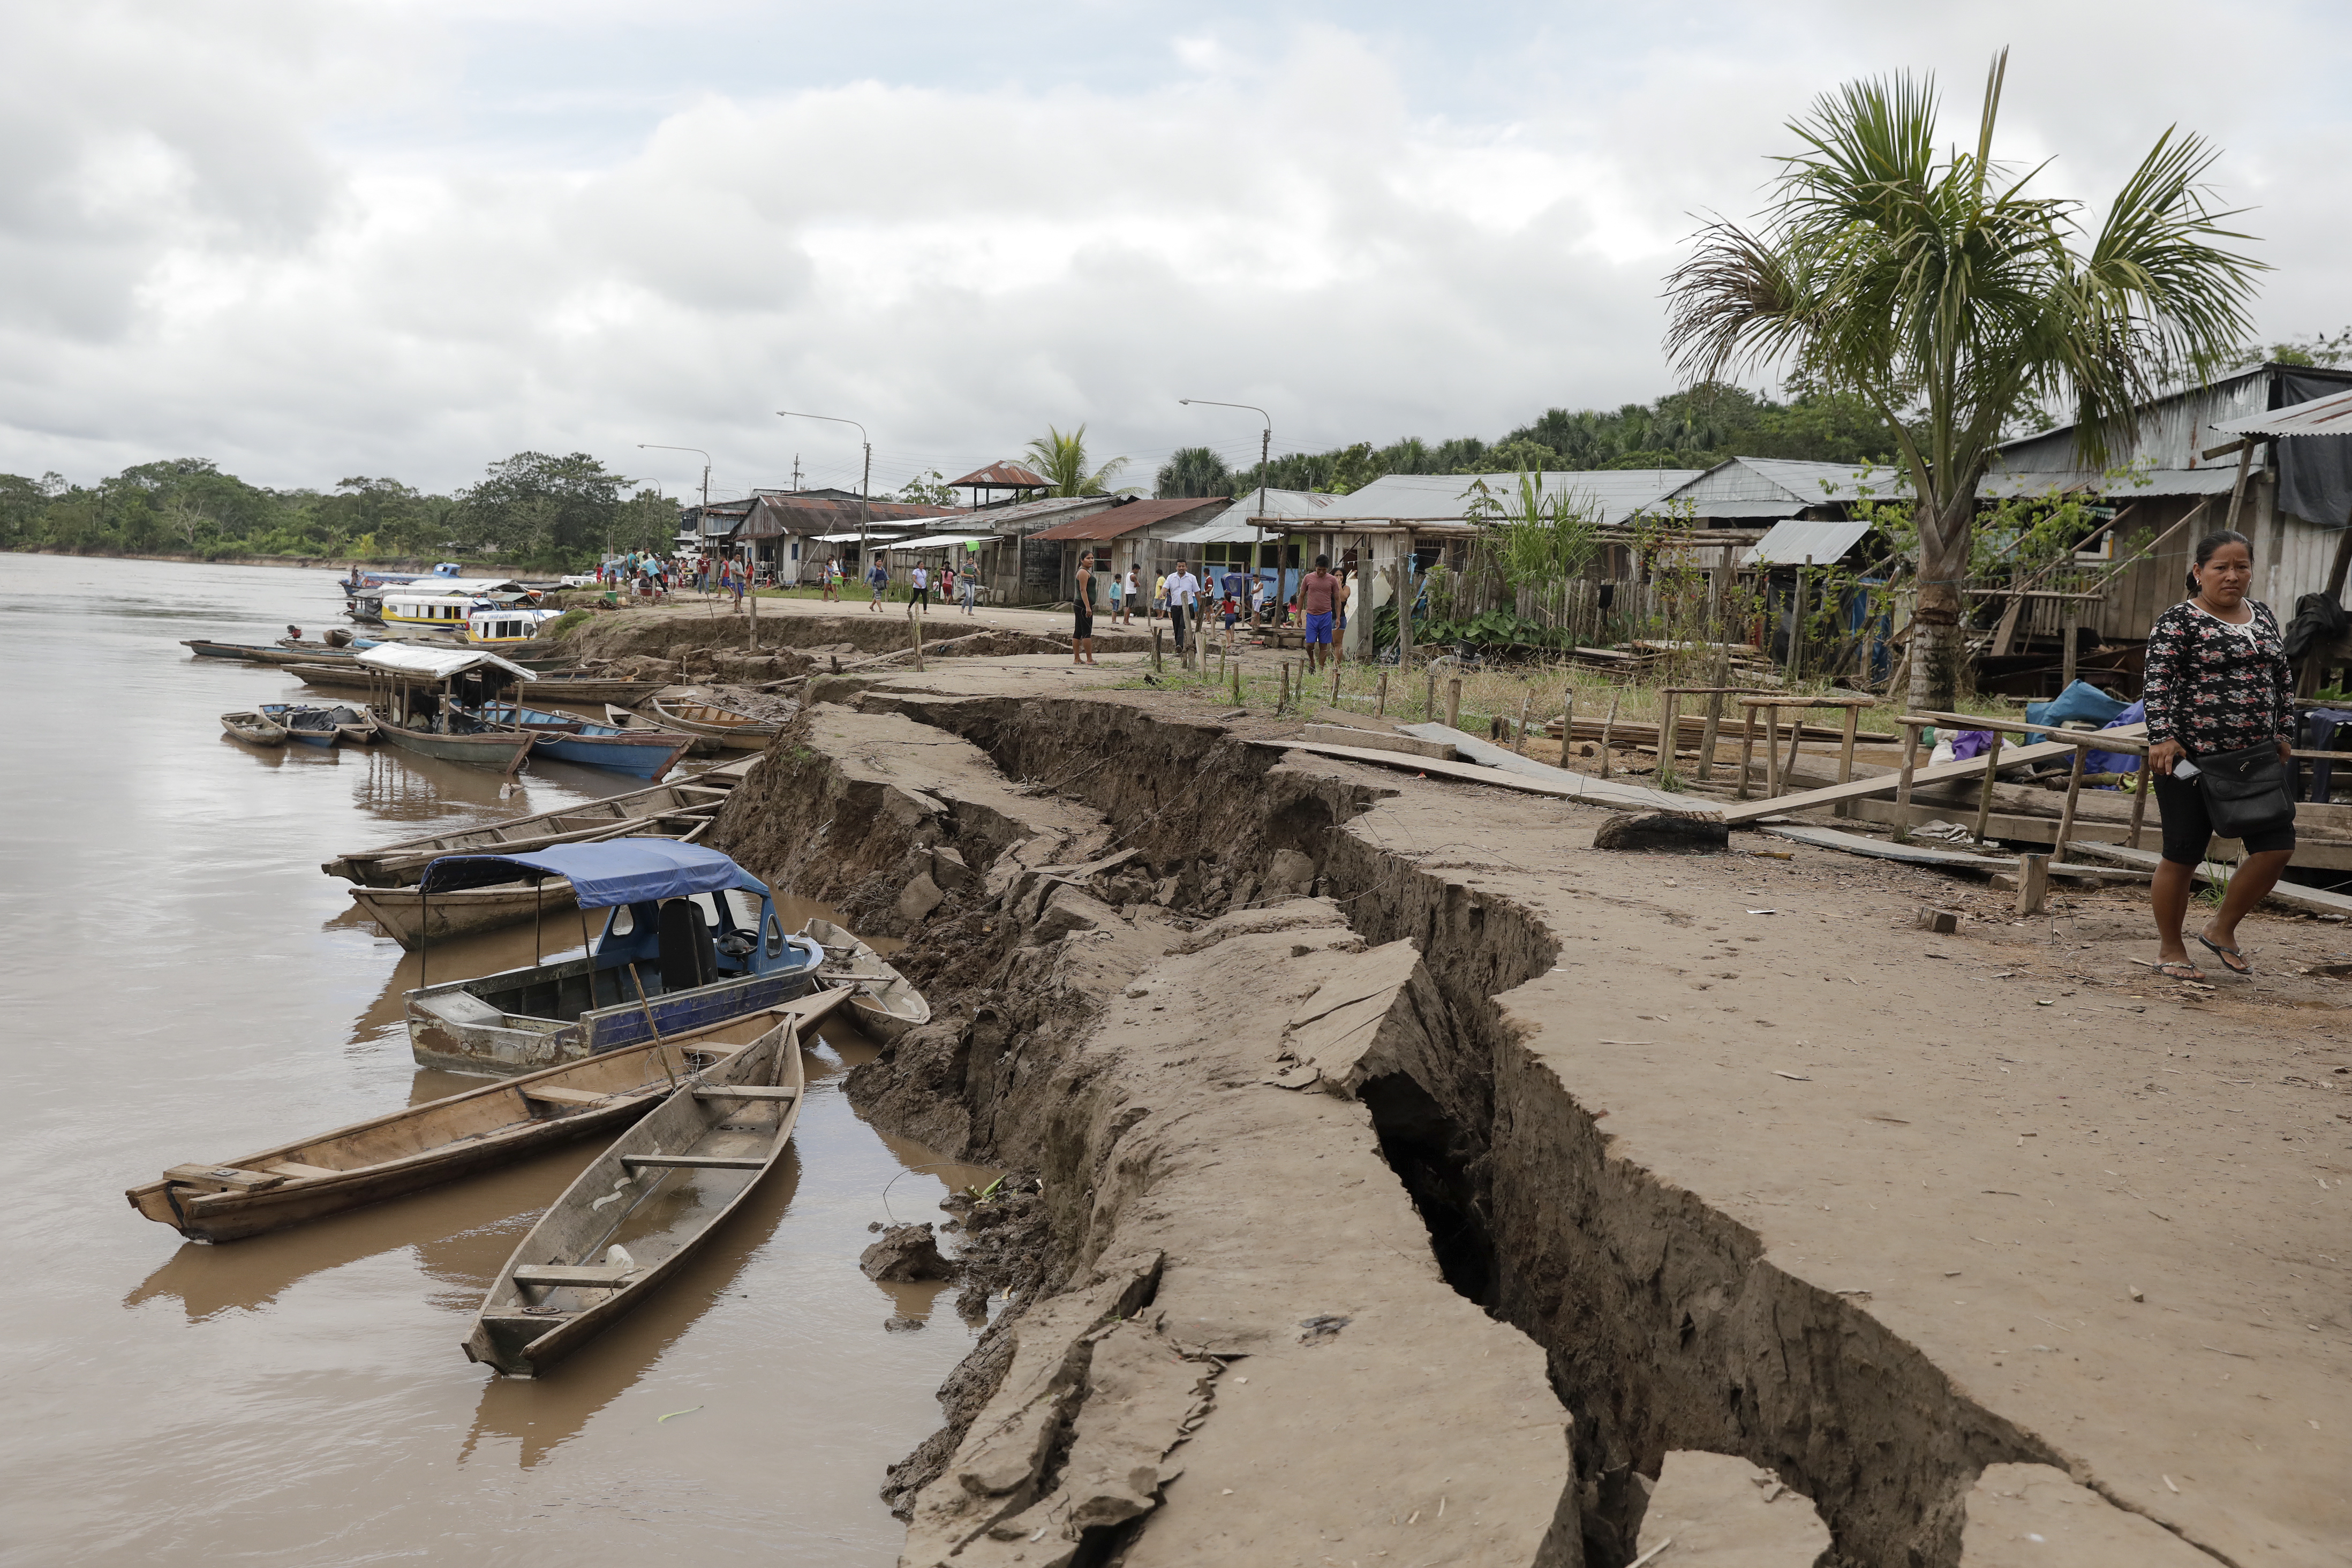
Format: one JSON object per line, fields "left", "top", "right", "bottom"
{"left": 1156, "top": 446, "right": 1233, "bottom": 499}
{"left": 1024, "top": 425, "right": 1135, "bottom": 497}
{"left": 1664, "top": 50, "right": 2261, "bottom": 708}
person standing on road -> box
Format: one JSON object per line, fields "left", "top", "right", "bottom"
{"left": 1123, "top": 567, "right": 1139, "bottom": 625}
{"left": 866, "top": 556, "right": 889, "bottom": 611}
{"left": 1220, "top": 562, "right": 1247, "bottom": 642}
{"left": 959, "top": 563, "right": 978, "bottom": 614}
{"left": 1167, "top": 558, "right": 1199, "bottom": 653}
{"left": 1073, "top": 551, "right": 1099, "bottom": 665}
{"left": 2144, "top": 527, "right": 2296, "bottom": 981}
{"left": 910, "top": 563, "right": 928, "bottom": 610}
{"left": 1152, "top": 570, "right": 1167, "bottom": 622}
{"left": 1107, "top": 563, "right": 1124, "bottom": 623}
{"left": 1299, "top": 555, "right": 1341, "bottom": 672}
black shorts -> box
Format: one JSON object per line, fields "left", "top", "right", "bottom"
{"left": 2153, "top": 771, "right": 2296, "bottom": 864}
{"left": 1074, "top": 605, "right": 1093, "bottom": 638}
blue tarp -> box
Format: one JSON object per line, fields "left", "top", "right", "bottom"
{"left": 418, "top": 841, "right": 768, "bottom": 907}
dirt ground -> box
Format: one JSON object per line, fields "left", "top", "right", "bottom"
{"left": 724, "top": 646, "right": 2350, "bottom": 1564}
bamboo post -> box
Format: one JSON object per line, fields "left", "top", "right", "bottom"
{"left": 1737, "top": 702, "right": 1758, "bottom": 799}
{"left": 2129, "top": 756, "right": 2151, "bottom": 850}
{"left": 2060, "top": 601, "right": 2079, "bottom": 691}
{"left": 1894, "top": 719, "right": 1922, "bottom": 842}
{"left": 1559, "top": 688, "right": 1575, "bottom": 768}
{"left": 1972, "top": 729, "right": 2004, "bottom": 844}
{"left": 1599, "top": 695, "right": 1620, "bottom": 779}
{"left": 1445, "top": 677, "right": 1462, "bottom": 732}
{"left": 1376, "top": 670, "right": 1389, "bottom": 717}
{"left": 1516, "top": 692, "right": 1532, "bottom": 756}
{"left": 2052, "top": 743, "right": 2089, "bottom": 865}
{"left": 1762, "top": 706, "right": 1782, "bottom": 797}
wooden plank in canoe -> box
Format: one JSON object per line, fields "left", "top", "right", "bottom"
{"left": 513, "top": 1265, "right": 635, "bottom": 1288}
{"left": 693, "top": 1085, "right": 799, "bottom": 1100}
{"left": 621, "top": 1154, "right": 768, "bottom": 1170}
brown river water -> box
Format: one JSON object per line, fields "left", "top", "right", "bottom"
{"left": 0, "top": 555, "right": 992, "bottom": 1566}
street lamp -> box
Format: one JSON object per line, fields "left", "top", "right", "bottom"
{"left": 1180, "top": 396, "right": 1273, "bottom": 607}
{"left": 777, "top": 410, "right": 871, "bottom": 575}
{"left": 638, "top": 443, "right": 711, "bottom": 565}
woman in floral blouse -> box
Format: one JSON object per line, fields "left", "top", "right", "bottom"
{"left": 2143, "top": 529, "right": 2295, "bottom": 979}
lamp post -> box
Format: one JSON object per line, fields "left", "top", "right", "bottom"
{"left": 777, "top": 410, "right": 871, "bottom": 577}
{"left": 1180, "top": 396, "right": 1273, "bottom": 613}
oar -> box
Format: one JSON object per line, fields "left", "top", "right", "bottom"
{"left": 627, "top": 964, "right": 680, "bottom": 1091}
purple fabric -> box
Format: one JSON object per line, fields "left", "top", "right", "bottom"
{"left": 2087, "top": 700, "right": 2145, "bottom": 777}
{"left": 1950, "top": 729, "right": 1994, "bottom": 760}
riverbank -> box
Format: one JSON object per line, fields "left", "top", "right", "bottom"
{"left": 5, "top": 545, "right": 510, "bottom": 572}
{"left": 708, "top": 650, "right": 2349, "bottom": 1567}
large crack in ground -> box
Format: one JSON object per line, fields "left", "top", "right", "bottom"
{"left": 713, "top": 685, "right": 2259, "bottom": 1568}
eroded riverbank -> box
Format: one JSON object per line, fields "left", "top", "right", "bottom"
{"left": 709, "top": 666, "right": 2349, "bottom": 1567}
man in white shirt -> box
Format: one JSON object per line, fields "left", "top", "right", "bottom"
{"left": 910, "top": 564, "right": 928, "bottom": 610}
{"left": 1167, "top": 559, "right": 1200, "bottom": 653}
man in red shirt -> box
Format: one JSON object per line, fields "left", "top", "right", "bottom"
{"left": 1299, "top": 554, "right": 1342, "bottom": 672}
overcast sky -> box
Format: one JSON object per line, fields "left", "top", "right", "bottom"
{"left": 4, "top": 1, "right": 2348, "bottom": 500}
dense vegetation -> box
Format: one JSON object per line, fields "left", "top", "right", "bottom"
{"left": 1156, "top": 383, "right": 1906, "bottom": 499}
{"left": 0, "top": 452, "right": 679, "bottom": 569}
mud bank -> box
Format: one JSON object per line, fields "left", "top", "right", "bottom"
{"left": 563, "top": 602, "right": 1154, "bottom": 668}
{"left": 717, "top": 685, "right": 2340, "bottom": 1567}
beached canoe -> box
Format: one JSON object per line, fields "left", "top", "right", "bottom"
{"left": 351, "top": 876, "right": 582, "bottom": 949}
{"left": 462, "top": 1013, "right": 806, "bottom": 1376}
{"left": 802, "top": 917, "right": 930, "bottom": 1043}
{"left": 638, "top": 697, "right": 781, "bottom": 749}
{"left": 184, "top": 639, "right": 358, "bottom": 665}
{"left": 323, "top": 758, "right": 757, "bottom": 887}
{"left": 376, "top": 718, "right": 539, "bottom": 772}
{"left": 220, "top": 711, "right": 289, "bottom": 747}
{"left": 604, "top": 704, "right": 723, "bottom": 755}
{"left": 462, "top": 701, "right": 693, "bottom": 780}
{"left": 126, "top": 1023, "right": 756, "bottom": 1243}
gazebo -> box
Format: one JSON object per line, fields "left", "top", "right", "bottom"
{"left": 949, "top": 462, "right": 1053, "bottom": 509}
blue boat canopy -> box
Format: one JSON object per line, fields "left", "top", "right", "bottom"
{"left": 418, "top": 841, "right": 769, "bottom": 908}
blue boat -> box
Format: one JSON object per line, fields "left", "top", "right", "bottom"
{"left": 403, "top": 841, "right": 823, "bottom": 1075}
{"left": 456, "top": 701, "right": 691, "bottom": 780}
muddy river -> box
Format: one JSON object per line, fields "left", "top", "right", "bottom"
{"left": 0, "top": 555, "right": 989, "bottom": 1566}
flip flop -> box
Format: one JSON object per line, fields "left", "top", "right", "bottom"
{"left": 2195, "top": 933, "right": 2252, "bottom": 976}
{"left": 2154, "top": 960, "right": 2206, "bottom": 981}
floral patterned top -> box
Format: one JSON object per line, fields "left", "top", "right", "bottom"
{"left": 2142, "top": 599, "right": 2291, "bottom": 756}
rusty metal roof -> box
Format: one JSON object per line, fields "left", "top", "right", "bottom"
{"left": 2212, "top": 387, "right": 2352, "bottom": 440}
{"left": 1027, "top": 497, "right": 1231, "bottom": 542}
{"left": 949, "top": 462, "right": 1051, "bottom": 489}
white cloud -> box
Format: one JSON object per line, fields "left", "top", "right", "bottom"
{"left": 1, "top": 1, "right": 2348, "bottom": 496}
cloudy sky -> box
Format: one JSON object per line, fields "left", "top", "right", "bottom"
{"left": 4, "top": 1, "right": 2348, "bottom": 500}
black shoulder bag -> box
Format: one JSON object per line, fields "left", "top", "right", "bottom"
{"left": 2194, "top": 743, "right": 2296, "bottom": 840}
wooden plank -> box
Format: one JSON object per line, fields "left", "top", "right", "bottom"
{"left": 1295, "top": 725, "right": 1457, "bottom": 761}
{"left": 519, "top": 1085, "right": 612, "bottom": 1106}
{"left": 2069, "top": 841, "right": 2352, "bottom": 916}
{"left": 265, "top": 1162, "right": 346, "bottom": 1180}
{"left": 1718, "top": 726, "right": 2147, "bottom": 826}
{"left": 1832, "top": 796, "right": 2352, "bottom": 872}
{"left": 1394, "top": 723, "right": 1711, "bottom": 814}
{"left": 513, "top": 1264, "right": 634, "bottom": 1287}
{"left": 1758, "top": 825, "right": 2008, "bottom": 870}
{"left": 693, "top": 1085, "right": 801, "bottom": 1100}
{"left": 621, "top": 1154, "right": 768, "bottom": 1170}
{"left": 162, "top": 1163, "right": 284, "bottom": 1192}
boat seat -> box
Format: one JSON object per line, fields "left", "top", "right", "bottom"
{"left": 512, "top": 1264, "right": 635, "bottom": 1288}
{"left": 267, "top": 1162, "right": 344, "bottom": 1180}
{"left": 519, "top": 1085, "right": 612, "bottom": 1107}
{"left": 658, "top": 899, "right": 718, "bottom": 992}
{"left": 417, "top": 989, "right": 507, "bottom": 1028}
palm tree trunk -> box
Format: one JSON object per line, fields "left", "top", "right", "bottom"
{"left": 1908, "top": 503, "right": 1972, "bottom": 712}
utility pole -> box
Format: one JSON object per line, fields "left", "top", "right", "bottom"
{"left": 778, "top": 410, "right": 871, "bottom": 575}
{"left": 1180, "top": 396, "right": 1274, "bottom": 606}
{"left": 790, "top": 454, "right": 803, "bottom": 492}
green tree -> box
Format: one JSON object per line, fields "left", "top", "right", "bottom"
{"left": 896, "top": 469, "right": 958, "bottom": 506}
{"left": 453, "top": 453, "right": 632, "bottom": 566}
{"left": 1155, "top": 446, "right": 1233, "bottom": 498}
{"left": 1023, "top": 425, "right": 1135, "bottom": 496}
{"left": 1664, "top": 50, "right": 2260, "bottom": 707}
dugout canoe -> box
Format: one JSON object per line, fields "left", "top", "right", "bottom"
{"left": 125, "top": 1024, "right": 760, "bottom": 1243}
{"left": 322, "top": 756, "right": 757, "bottom": 886}
{"left": 603, "top": 703, "right": 723, "bottom": 755}
{"left": 220, "top": 711, "right": 289, "bottom": 747}
{"left": 350, "top": 876, "right": 582, "bottom": 949}
{"left": 802, "top": 917, "right": 929, "bottom": 1044}
{"left": 639, "top": 697, "right": 781, "bottom": 749}
{"left": 462, "top": 1012, "right": 806, "bottom": 1376}
{"left": 376, "top": 718, "right": 538, "bottom": 772}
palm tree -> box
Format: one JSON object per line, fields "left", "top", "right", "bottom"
{"left": 1664, "top": 49, "right": 2261, "bottom": 708}
{"left": 1156, "top": 446, "right": 1233, "bottom": 499}
{"left": 1024, "top": 425, "right": 1135, "bottom": 497}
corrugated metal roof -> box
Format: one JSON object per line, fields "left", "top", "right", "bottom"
{"left": 1739, "top": 517, "right": 1874, "bottom": 567}
{"left": 1978, "top": 466, "right": 2240, "bottom": 499}
{"left": 1661, "top": 457, "right": 1906, "bottom": 510}
{"left": 1159, "top": 520, "right": 1268, "bottom": 545}
{"left": 1027, "top": 497, "right": 1231, "bottom": 541}
{"left": 2212, "top": 387, "right": 2352, "bottom": 439}
{"left": 1227, "top": 487, "right": 1351, "bottom": 520}
{"left": 1310, "top": 469, "right": 1703, "bottom": 527}
{"left": 883, "top": 533, "right": 994, "bottom": 550}
{"left": 949, "top": 462, "right": 1051, "bottom": 489}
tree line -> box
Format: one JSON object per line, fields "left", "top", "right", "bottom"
{"left": 0, "top": 452, "right": 680, "bottom": 569}
{"left": 1153, "top": 383, "right": 1912, "bottom": 499}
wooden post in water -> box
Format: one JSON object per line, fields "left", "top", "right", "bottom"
{"left": 1972, "top": 729, "right": 2004, "bottom": 844}
{"left": 1444, "top": 677, "right": 1462, "bottom": 732}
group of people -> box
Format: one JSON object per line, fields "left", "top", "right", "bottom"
{"left": 860, "top": 557, "right": 980, "bottom": 615}
{"left": 1066, "top": 552, "right": 1351, "bottom": 666}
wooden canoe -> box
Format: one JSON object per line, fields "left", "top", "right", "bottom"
{"left": 802, "top": 917, "right": 930, "bottom": 1043}
{"left": 604, "top": 703, "right": 722, "bottom": 755}
{"left": 350, "top": 876, "right": 581, "bottom": 949}
{"left": 518, "top": 673, "right": 669, "bottom": 702}
{"left": 125, "top": 1022, "right": 762, "bottom": 1243}
{"left": 323, "top": 757, "right": 758, "bottom": 886}
{"left": 640, "top": 697, "right": 781, "bottom": 749}
{"left": 377, "top": 720, "right": 539, "bottom": 772}
{"left": 462, "top": 1013, "right": 806, "bottom": 1376}
{"left": 185, "top": 639, "right": 357, "bottom": 665}
{"left": 221, "top": 711, "right": 289, "bottom": 747}
{"left": 260, "top": 703, "right": 357, "bottom": 748}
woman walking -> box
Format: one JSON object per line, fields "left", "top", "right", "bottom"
{"left": 2144, "top": 529, "right": 2296, "bottom": 979}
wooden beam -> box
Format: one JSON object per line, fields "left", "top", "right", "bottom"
{"left": 1717, "top": 726, "right": 2146, "bottom": 825}
{"left": 692, "top": 1085, "right": 800, "bottom": 1100}
{"left": 622, "top": 1154, "right": 768, "bottom": 1171}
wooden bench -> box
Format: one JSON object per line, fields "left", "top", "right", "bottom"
{"left": 163, "top": 1164, "right": 284, "bottom": 1193}
{"left": 512, "top": 1264, "right": 635, "bottom": 1289}
{"left": 693, "top": 1085, "right": 800, "bottom": 1101}
{"left": 621, "top": 1154, "right": 767, "bottom": 1171}
{"left": 267, "top": 1162, "right": 345, "bottom": 1180}
{"left": 519, "top": 1085, "right": 613, "bottom": 1107}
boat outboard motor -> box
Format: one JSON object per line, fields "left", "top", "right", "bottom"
{"left": 657, "top": 899, "right": 717, "bottom": 992}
